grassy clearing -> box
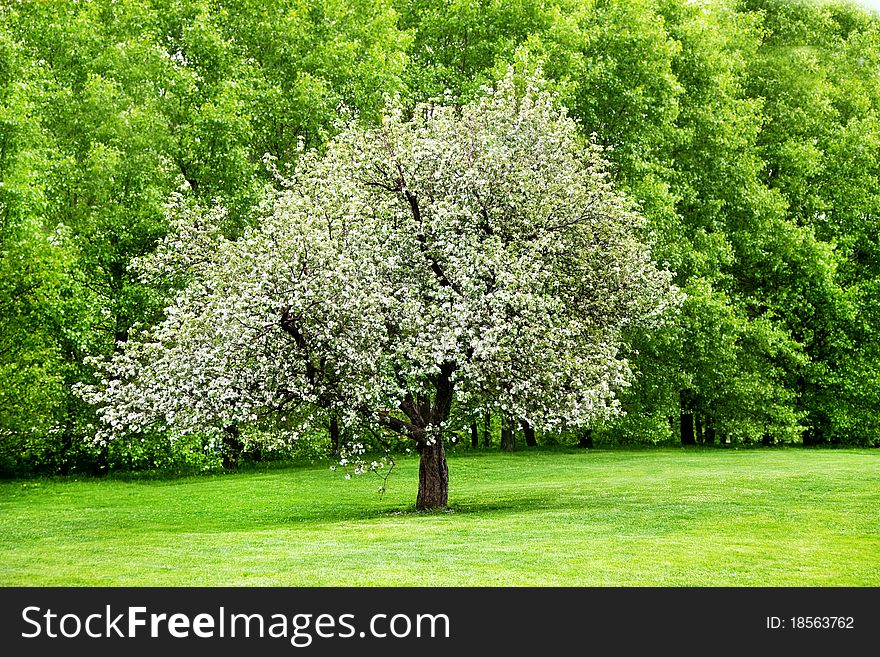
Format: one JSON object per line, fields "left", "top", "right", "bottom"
{"left": 0, "top": 448, "right": 878, "bottom": 586}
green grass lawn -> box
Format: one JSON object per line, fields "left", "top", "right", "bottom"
{"left": 1, "top": 448, "right": 878, "bottom": 586}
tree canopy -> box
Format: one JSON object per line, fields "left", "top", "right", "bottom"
{"left": 2, "top": 0, "right": 880, "bottom": 480}
{"left": 82, "top": 73, "right": 678, "bottom": 507}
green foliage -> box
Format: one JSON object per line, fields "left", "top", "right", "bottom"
{"left": 396, "top": 0, "right": 550, "bottom": 101}
{"left": 517, "top": 0, "right": 878, "bottom": 446}
{"left": 741, "top": 0, "right": 880, "bottom": 443}
{"left": 2, "top": 0, "right": 880, "bottom": 476}
{"left": 0, "top": 26, "right": 72, "bottom": 473}
{"left": 0, "top": 0, "right": 410, "bottom": 474}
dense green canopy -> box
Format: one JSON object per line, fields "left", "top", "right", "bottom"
{"left": 2, "top": 0, "right": 879, "bottom": 476}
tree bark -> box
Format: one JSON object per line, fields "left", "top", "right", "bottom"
{"left": 91, "top": 442, "right": 109, "bottom": 476}
{"left": 329, "top": 414, "right": 340, "bottom": 452}
{"left": 416, "top": 439, "right": 448, "bottom": 509}
{"left": 400, "top": 361, "right": 454, "bottom": 510}
{"left": 222, "top": 424, "right": 243, "bottom": 469}
{"left": 802, "top": 419, "right": 826, "bottom": 445}
{"left": 500, "top": 419, "right": 515, "bottom": 451}
{"left": 578, "top": 428, "right": 593, "bottom": 448}
{"left": 703, "top": 417, "right": 716, "bottom": 446}
{"left": 680, "top": 413, "right": 695, "bottom": 445}
{"left": 520, "top": 419, "right": 537, "bottom": 447}
{"left": 679, "top": 389, "right": 696, "bottom": 446}
{"left": 470, "top": 421, "right": 479, "bottom": 449}
{"left": 59, "top": 412, "right": 75, "bottom": 475}
{"left": 482, "top": 410, "right": 492, "bottom": 447}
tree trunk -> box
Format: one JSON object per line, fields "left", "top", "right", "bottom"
{"left": 329, "top": 414, "right": 340, "bottom": 452}
{"left": 500, "top": 419, "right": 515, "bottom": 451}
{"left": 802, "top": 418, "right": 826, "bottom": 445}
{"left": 59, "top": 417, "right": 74, "bottom": 475}
{"left": 416, "top": 439, "right": 448, "bottom": 509}
{"left": 482, "top": 410, "right": 492, "bottom": 447}
{"left": 520, "top": 419, "right": 537, "bottom": 447}
{"left": 401, "top": 361, "right": 454, "bottom": 510}
{"left": 680, "top": 413, "right": 695, "bottom": 445}
{"left": 91, "top": 442, "right": 109, "bottom": 476}
{"left": 679, "top": 389, "right": 696, "bottom": 446}
{"left": 578, "top": 428, "right": 593, "bottom": 448}
{"left": 113, "top": 306, "right": 130, "bottom": 350}
{"left": 695, "top": 414, "right": 703, "bottom": 444}
{"left": 470, "top": 422, "right": 479, "bottom": 449}
{"left": 704, "top": 418, "right": 716, "bottom": 446}
{"left": 222, "top": 424, "right": 243, "bottom": 469}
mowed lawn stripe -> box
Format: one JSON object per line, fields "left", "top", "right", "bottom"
{"left": 1, "top": 449, "right": 877, "bottom": 585}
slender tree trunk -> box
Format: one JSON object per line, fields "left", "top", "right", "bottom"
{"left": 704, "top": 418, "right": 716, "bottom": 446}
{"left": 520, "top": 419, "right": 537, "bottom": 447}
{"left": 500, "top": 418, "right": 515, "bottom": 451}
{"left": 96, "top": 445, "right": 109, "bottom": 475}
{"left": 470, "top": 421, "right": 479, "bottom": 449}
{"left": 417, "top": 439, "right": 448, "bottom": 509}
{"left": 59, "top": 436, "right": 73, "bottom": 475}
{"left": 329, "top": 414, "right": 340, "bottom": 452}
{"left": 59, "top": 410, "right": 75, "bottom": 475}
{"left": 578, "top": 428, "right": 593, "bottom": 448}
{"left": 680, "top": 389, "right": 696, "bottom": 445}
{"left": 695, "top": 414, "right": 703, "bottom": 444}
{"left": 222, "top": 424, "right": 243, "bottom": 470}
{"left": 680, "top": 413, "right": 695, "bottom": 445}
{"left": 482, "top": 410, "right": 492, "bottom": 447}
{"left": 802, "top": 417, "right": 826, "bottom": 445}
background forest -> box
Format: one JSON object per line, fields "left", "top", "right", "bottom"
{"left": 2, "top": 0, "right": 880, "bottom": 477}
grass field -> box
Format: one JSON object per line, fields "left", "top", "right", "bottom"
{"left": 1, "top": 448, "right": 878, "bottom": 586}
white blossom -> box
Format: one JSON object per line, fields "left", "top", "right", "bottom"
{"left": 79, "top": 69, "right": 680, "bottom": 493}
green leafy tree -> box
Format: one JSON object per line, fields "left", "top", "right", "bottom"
{"left": 742, "top": 0, "right": 880, "bottom": 444}
{"left": 396, "top": 0, "right": 551, "bottom": 101}
{"left": 1, "top": 0, "right": 411, "bottom": 472}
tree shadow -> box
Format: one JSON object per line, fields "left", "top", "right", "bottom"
{"left": 375, "top": 495, "right": 563, "bottom": 518}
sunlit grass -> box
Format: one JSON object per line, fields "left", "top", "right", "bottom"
{"left": 1, "top": 448, "right": 877, "bottom": 585}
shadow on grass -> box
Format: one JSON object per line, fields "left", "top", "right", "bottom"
{"left": 375, "top": 495, "right": 576, "bottom": 518}
{"left": 260, "top": 493, "right": 567, "bottom": 527}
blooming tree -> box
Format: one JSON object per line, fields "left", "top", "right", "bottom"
{"left": 82, "top": 71, "right": 678, "bottom": 509}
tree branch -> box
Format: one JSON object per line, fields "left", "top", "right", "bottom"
{"left": 404, "top": 190, "right": 463, "bottom": 295}
{"left": 280, "top": 306, "right": 318, "bottom": 384}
